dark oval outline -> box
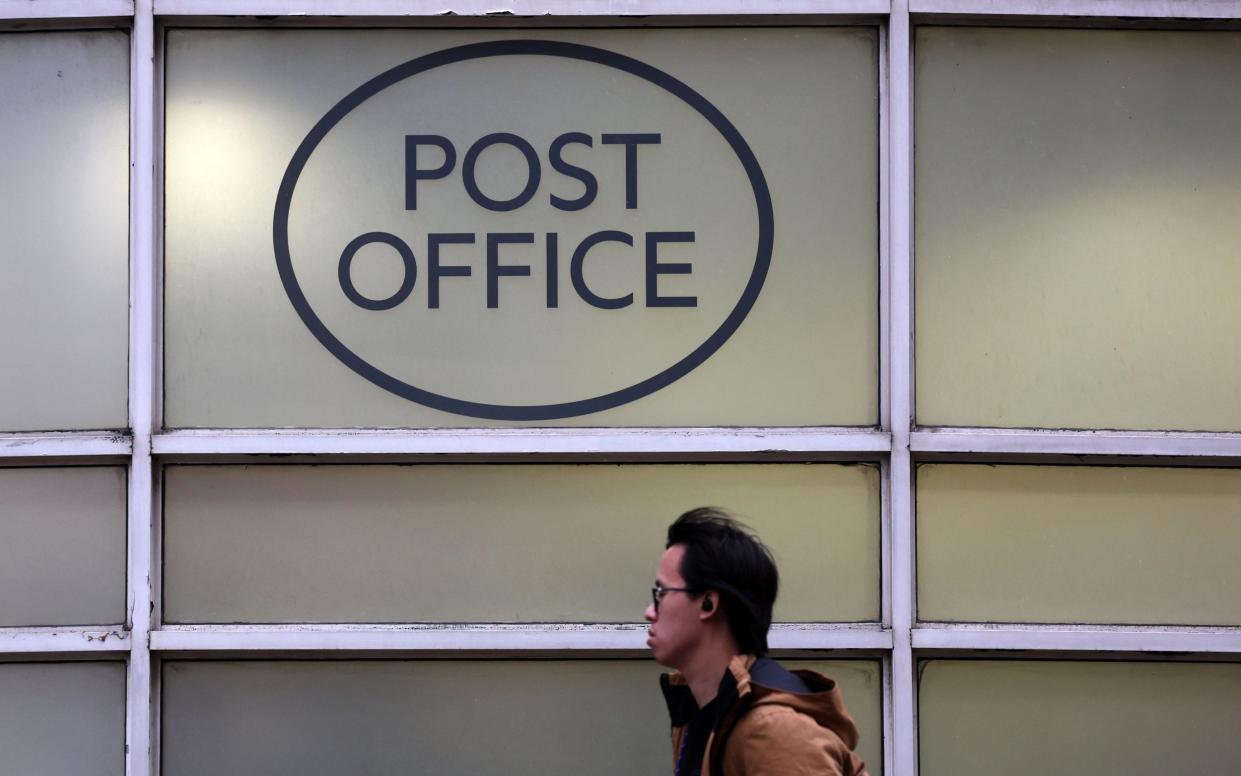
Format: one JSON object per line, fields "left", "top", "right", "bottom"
{"left": 274, "top": 39, "right": 774, "bottom": 421}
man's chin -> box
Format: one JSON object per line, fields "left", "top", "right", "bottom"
{"left": 647, "top": 644, "right": 675, "bottom": 668}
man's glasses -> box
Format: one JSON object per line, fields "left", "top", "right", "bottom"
{"left": 651, "top": 583, "right": 696, "bottom": 614}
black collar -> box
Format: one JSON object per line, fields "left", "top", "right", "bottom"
{"left": 661, "top": 667, "right": 740, "bottom": 728}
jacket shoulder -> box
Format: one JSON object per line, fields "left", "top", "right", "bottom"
{"left": 722, "top": 705, "right": 869, "bottom": 776}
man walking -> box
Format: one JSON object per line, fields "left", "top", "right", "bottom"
{"left": 645, "top": 507, "right": 870, "bottom": 776}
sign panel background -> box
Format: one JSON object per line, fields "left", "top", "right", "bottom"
{"left": 165, "top": 28, "right": 878, "bottom": 428}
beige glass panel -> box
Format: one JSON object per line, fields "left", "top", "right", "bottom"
{"left": 0, "top": 467, "right": 127, "bottom": 626}
{"left": 916, "top": 28, "right": 1241, "bottom": 431}
{"left": 162, "top": 659, "right": 880, "bottom": 776}
{"left": 0, "top": 662, "right": 126, "bottom": 776}
{"left": 920, "top": 661, "right": 1241, "bottom": 776}
{"left": 918, "top": 464, "right": 1241, "bottom": 625}
{"left": 0, "top": 32, "right": 129, "bottom": 432}
{"left": 164, "top": 28, "right": 878, "bottom": 428}
{"left": 795, "top": 659, "right": 883, "bottom": 775}
{"left": 162, "top": 463, "right": 879, "bottom": 623}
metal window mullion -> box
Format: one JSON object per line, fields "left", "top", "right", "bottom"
{"left": 912, "top": 623, "right": 1241, "bottom": 653}
{"left": 0, "top": 432, "right": 132, "bottom": 460}
{"left": 151, "top": 0, "right": 893, "bottom": 17}
{"left": 912, "top": 428, "right": 1241, "bottom": 458}
{"left": 909, "top": 0, "right": 1241, "bottom": 18}
{"left": 126, "top": 3, "right": 155, "bottom": 776}
{"left": 0, "top": 0, "right": 134, "bottom": 20}
{"left": 0, "top": 628, "right": 132, "bottom": 655}
{"left": 148, "top": 623, "right": 894, "bottom": 653}
{"left": 886, "top": 3, "right": 917, "bottom": 776}
{"left": 151, "top": 427, "right": 892, "bottom": 457}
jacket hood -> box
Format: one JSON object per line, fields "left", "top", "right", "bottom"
{"left": 661, "top": 654, "right": 861, "bottom": 750}
{"left": 744, "top": 656, "right": 861, "bottom": 750}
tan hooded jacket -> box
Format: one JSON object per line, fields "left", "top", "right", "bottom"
{"left": 661, "top": 654, "right": 870, "bottom": 776}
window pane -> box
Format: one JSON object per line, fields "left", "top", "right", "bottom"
{"left": 162, "top": 659, "right": 880, "bottom": 776}
{"left": 0, "top": 467, "right": 127, "bottom": 627}
{"left": 0, "top": 31, "right": 129, "bottom": 432}
{"left": 916, "top": 28, "right": 1241, "bottom": 431}
{"left": 164, "top": 28, "right": 878, "bottom": 428}
{"left": 0, "top": 662, "right": 126, "bottom": 776}
{"left": 163, "top": 463, "right": 879, "bottom": 623}
{"left": 803, "top": 659, "right": 883, "bottom": 776}
{"left": 917, "top": 464, "right": 1241, "bottom": 625}
{"left": 919, "top": 661, "right": 1241, "bottom": 776}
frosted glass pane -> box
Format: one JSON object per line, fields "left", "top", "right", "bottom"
{"left": 0, "top": 662, "right": 126, "bottom": 776}
{"left": 164, "top": 28, "right": 877, "bottom": 428}
{"left": 162, "top": 660, "right": 880, "bottom": 776}
{"left": 916, "top": 28, "right": 1241, "bottom": 431}
{"left": 917, "top": 465, "right": 1241, "bottom": 625}
{"left": 0, "top": 32, "right": 129, "bottom": 431}
{"left": 0, "top": 467, "right": 127, "bottom": 627}
{"left": 798, "top": 660, "right": 883, "bottom": 776}
{"left": 162, "top": 463, "right": 879, "bottom": 623}
{"left": 920, "top": 661, "right": 1241, "bottom": 776}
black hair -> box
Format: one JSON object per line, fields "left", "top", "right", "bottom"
{"left": 666, "top": 507, "right": 779, "bottom": 656}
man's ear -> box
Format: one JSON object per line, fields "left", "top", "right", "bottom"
{"left": 701, "top": 594, "right": 715, "bottom": 614}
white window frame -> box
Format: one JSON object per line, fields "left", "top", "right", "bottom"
{"left": 3, "top": 2, "right": 1241, "bottom": 776}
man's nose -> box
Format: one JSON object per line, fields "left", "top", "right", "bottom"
{"left": 644, "top": 603, "right": 657, "bottom": 622}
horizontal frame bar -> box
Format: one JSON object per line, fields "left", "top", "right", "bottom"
{"left": 16, "top": 0, "right": 1241, "bottom": 21}
{"left": 0, "top": 628, "right": 132, "bottom": 654}
{"left": 0, "top": 0, "right": 132, "bottom": 19}
{"left": 910, "top": 0, "right": 1241, "bottom": 18}
{"left": 913, "top": 624, "right": 1241, "bottom": 653}
{"left": 911, "top": 428, "right": 1241, "bottom": 458}
{"left": 153, "top": 427, "right": 891, "bottom": 457}
{"left": 0, "top": 431, "right": 132, "bottom": 460}
{"left": 153, "top": 0, "right": 891, "bottom": 16}
{"left": 151, "top": 623, "right": 892, "bottom": 652}
{"left": 15, "top": 427, "right": 1241, "bottom": 461}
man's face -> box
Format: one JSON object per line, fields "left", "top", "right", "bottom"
{"left": 644, "top": 543, "right": 704, "bottom": 670}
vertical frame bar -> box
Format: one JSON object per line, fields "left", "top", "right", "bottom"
{"left": 127, "top": 2, "right": 155, "bottom": 776}
{"left": 887, "top": 1, "right": 917, "bottom": 775}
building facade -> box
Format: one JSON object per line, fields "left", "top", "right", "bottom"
{"left": 2, "top": 1, "right": 1241, "bottom": 774}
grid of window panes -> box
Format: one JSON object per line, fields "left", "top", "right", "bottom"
{"left": 3, "top": 6, "right": 1241, "bottom": 776}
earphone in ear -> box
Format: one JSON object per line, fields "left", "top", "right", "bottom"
{"left": 702, "top": 597, "right": 714, "bottom": 613}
